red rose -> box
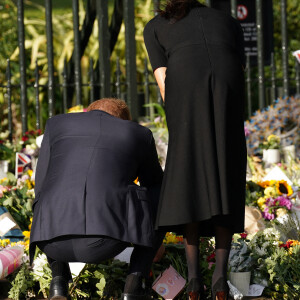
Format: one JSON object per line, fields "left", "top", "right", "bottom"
{"left": 29, "top": 130, "right": 35, "bottom": 135}
{"left": 0, "top": 140, "right": 4, "bottom": 144}
{"left": 22, "top": 136, "right": 29, "bottom": 142}
{"left": 240, "top": 233, "right": 248, "bottom": 239}
{"left": 36, "top": 129, "right": 42, "bottom": 135}
{"left": 206, "top": 252, "right": 216, "bottom": 262}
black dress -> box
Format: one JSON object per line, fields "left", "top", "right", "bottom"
{"left": 143, "top": 6, "right": 247, "bottom": 235}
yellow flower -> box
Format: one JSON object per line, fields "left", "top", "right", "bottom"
{"left": 27, "top": 170, "right": 33, "bottom": 178}
{"left": 22, "top": 231, "right": 30, "bottom": 239}
{"left": 68, "top": 105, "right": 84, "bottom": 113}
{"left": 0, "top": 177, "right": 8, "bottom": 184}
{"left": 28, "top": 218, "right": 33, "bottom": 230}
{"left": 164, "top": 232, "right": 182, "bottom": 244}
{"left": 267, "top": 134, "right": 280, "bottom": 143}
{"left": 276, "top": 180, "right": 293, "bottom": 196}
{"left": 258, "top": 181, "right": 270, "bottom": 188}
{"left": 0, "top": 239, "right": 11, "bottom": 247}
{"left": 264, "top": 186, "right": 277, "bottom": 198}
{"left": 257, "top": 197, "right": 266, "bottom": 209}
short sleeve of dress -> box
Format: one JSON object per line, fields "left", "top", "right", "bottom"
{"left": 143, "top": 20, "right": 167, "bottom": 72}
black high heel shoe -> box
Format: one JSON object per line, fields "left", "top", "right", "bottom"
{"left": 186, "top": 278, "right": 205, "bottom": 300}
{"left": 211, "top": 277, "right": 229, "bottom": 300}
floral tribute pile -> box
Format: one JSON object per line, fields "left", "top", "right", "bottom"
{"left": 0, "top": 105, "right": 300, "bottom": 299}
{"left": 245, "top": 97, "right": 300, "bottom": 154}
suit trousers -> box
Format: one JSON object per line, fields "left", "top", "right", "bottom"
{"left": 37, "top": 232, "right": 165, "bottom": 278}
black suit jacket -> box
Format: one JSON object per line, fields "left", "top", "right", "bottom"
{"left": 30, "top": 110, "right": 163, "bottom": 262}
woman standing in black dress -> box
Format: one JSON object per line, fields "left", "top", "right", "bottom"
{"left": 144, "top": 0, "right": 246, "bottom": 299}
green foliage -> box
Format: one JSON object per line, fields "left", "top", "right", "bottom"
{"left": 7, "top": 262, "right": 35, "bottom": 300}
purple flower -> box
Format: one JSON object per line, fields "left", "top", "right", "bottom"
{"left": 244, "top": 126, "right": 250, "bottom": 137}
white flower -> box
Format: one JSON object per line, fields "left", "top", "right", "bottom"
{"left": 0, "top": 130, "right": 9, "bottom": 139}
{"left": 32, "top": 253, "right": 48, "bottom": 279}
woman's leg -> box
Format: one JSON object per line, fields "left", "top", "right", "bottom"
{"left": 184, "top": 222, "right": 201, "bottom": 281}
{"left": 212, "top": 225, "right": 232, "bottom": 286}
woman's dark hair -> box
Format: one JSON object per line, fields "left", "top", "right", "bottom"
{"left": 158, "top": 0, "right": 204, "bottom": 21}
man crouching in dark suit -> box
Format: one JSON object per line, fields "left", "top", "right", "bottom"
{"left": 29, "top": 98, "right": 164, "bottom": 300}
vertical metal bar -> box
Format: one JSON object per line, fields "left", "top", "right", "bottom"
{"left": 89, "top": 58, "right": 95, "bottom": 104}
{"left": 17, "top": 0, "right": 27, "bottom": 134}
{"left": 246, "top": 54, "right": 252, "bottom": 119}
{"left": 115, "top": 57, "right": 121, "bottom": 99}
{"left": 256, "top": 0, "right": 265, "bottom": 109}
{"left": 34, "top": 60, "right": 40, "bottom": 130}
{"left": 124, "top": 0, "right": 138, "bottom": 120}
{"left": 205, "top": 0, "right": 212, "bottom": 7}
{"left": 6, "top": 59, "right": 13, "bottom": 142}
{"left": 281, "top": 0, "right": 289, "bottom": 97}
{"left": 144, "top": 58, "right": 150, "bottom": 118}
{"left": 270, "top": 52, "right": 277, "bottom": 101}
{"left": 231, "top": 0, "right": 237, "bottom": 18}
{"left": 157, "top": 85, "right": 162, "bottom": 106}
{"left": 153, "top": 0, "right": 160, "bottom": 15}
{"left": 296, "top": 59, "right": 300, "bottom": 95}
{"left": 62, "top": 59, "right": 68, "bottom": 113}
{"left": 72, "top": 0, "right": 82, "bottom": 105}
{"left": 45, "top": 0, "right": 54, "bottom": 117}
{"left": 96, "top": 0, "right": 111, "bottom": 97}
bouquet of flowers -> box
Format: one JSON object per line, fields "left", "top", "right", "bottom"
{"left": 229, "top": 233, "right": 253, "bottom": 273}
{"left": 20, "top": 130, "right": 42, "bottom": 157}
{"left": 256, "top": 180, "right": 294, "bottom": 220}
{"left": 259, "top": 134, "right": 281, "bottom": 150}
{"left": 0, "top": 131, "right": 14, "bottom": 161}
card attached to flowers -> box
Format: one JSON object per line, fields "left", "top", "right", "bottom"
{"left": 152, "top": 265, "right": 186, "bottom": 299}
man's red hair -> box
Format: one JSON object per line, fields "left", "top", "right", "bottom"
{"left": 87, "top": 98, "right": 131, "bottom": 120}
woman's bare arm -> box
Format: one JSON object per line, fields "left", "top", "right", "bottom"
{"left": 154, "top": 67, "right": 167, "bottom": 102}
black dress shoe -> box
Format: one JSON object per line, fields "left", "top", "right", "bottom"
{"left": 49, "top": 276, "right": 69, "bottom": 300}
{"left": 121, "top": 293, "right": 152, "bottom": 300}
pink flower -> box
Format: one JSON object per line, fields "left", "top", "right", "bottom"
{"left": 244, "top": 126, "right": 250, "bottom": 137}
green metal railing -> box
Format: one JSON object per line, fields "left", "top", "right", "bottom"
{"left": 1, "top": 0, "right": 300, "bottom": 137}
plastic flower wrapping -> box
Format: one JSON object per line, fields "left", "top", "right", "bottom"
{"left": 229, "top": 233, "right": 253, "bottom": 272}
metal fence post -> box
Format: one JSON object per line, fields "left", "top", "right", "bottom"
{"left": 97, "top": 0, "right": 111, "bottom": 98}
{"left": 231, "top": 0, "right": 237, "bottom": 18}
{"left": 17, "top": 0, "right": 27, "bottom": 134}
{"left": 62, "top": 59, "right": 68, "bottom": 113}
{"left": 89, "top": 58, "right": 95, "bottom": 104}
{"left": 280, "top": 0, "right": 289, "bottom": 97}
{"left": 246, "top": 54, "right": 252, "bottom": 118}
{"left": 144, "top": 58, "right": 150, "bottom": 118}
{"left": 256, "top": 0, "right": 265, "bottom": 109}
{"left": 34, "top": 60, "right": 41, "bottom": 130}
{"left": 6, "top": 59, "right": 13, "bottom": 141}
{"left": 296, "top": 59, "right": 300, "bottom": 95}
{"left": 72, "top": 0, "right": 82, "bottom": 105}
{"left": 206, "top": 0, "right": 212, "bottom": 7}
{"left": 153, "top": 0, "right": 160, "bottom": 14}
{"left": 124, "top": 0, "right": 138, "bottom": 120}
{"left": 115, "top": 57, "right": 121, "bottom": 99}
{"left": 45, "top": 0, "right": 55, "bottom": 117}
{"left": 270, "top": 52, "right": 277, "bottom": 101}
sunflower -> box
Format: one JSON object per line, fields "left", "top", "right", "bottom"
{"left": 276, "top": 180, "right": 293, "bottom": 196}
